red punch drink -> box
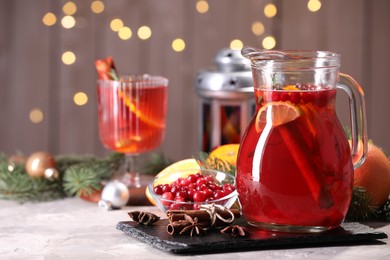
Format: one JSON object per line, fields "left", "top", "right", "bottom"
{"left": 237, "top": 85, "right": 354, "bottom": 232}
{"left": 97, "top": 79, "right": 167, "bottom": 154}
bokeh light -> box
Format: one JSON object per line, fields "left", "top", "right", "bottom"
{"left": 42, "top": 12, "right": 57, "bottom": 26}
{"left": 62, "top": 51, "right": 76, "bottom": 65}
{"left": 137, "top": 26, "right": 152, "bottom": 40}
{"left": 196, "top": 0, "right": 209, "bottom": 14}
{"left": 172, "top": 38, "right": 186, "bottom": 52}
{"left": 308, "top": 0, "right": 322, "bottom": 12}
{"left": 63, "top": 1, "right": 77, "bottom": 15}
{"left": 118, "top": 26, "right": 132, "bottom": 40}
{"left": 251, "top": 21, "right": 265, "bottom": 36}
{"left": 262, "top": 36, "right": 276, "bottom": 50}
{"left": 91, "top": 0, "right": 105, "bottom": 14}
{"left": 230, "top": 39, "right": 244, "bottom": 50}
{"left": 110, "top": 18, "right": 123, "bottom": 32}
{"left": 73, "top": 92, "right": 88, "bottom": 106}
{"left": 61, "top": 15, "right": 76, "bottom": 29}
{"left": 264, "top": 3, "right": 277, "bottom": 18}
{"left": 29, "top": 108, "right": 44, "bottom": 124}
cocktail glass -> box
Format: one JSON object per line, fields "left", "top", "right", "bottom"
{"left": 97, "top": 74, "right": 168, "bottom": 188}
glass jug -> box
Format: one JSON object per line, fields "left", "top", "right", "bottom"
{"left": 236, "top": 47, "right": 368, "bottom": 233}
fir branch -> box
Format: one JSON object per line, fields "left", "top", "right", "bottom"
{"left": 0, "top": 156, "right": 65, "bottom": 202}
{"left": 345, "top": 186, "right": 377, "bottom": 221}
{"left": 195, "top": 152, "right": 236, "bottom": 176}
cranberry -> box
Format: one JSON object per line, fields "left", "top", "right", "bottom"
{"left": 196, "top": 178, "right": 207, "bottom": 186}
{"left": 180, "top": 178, "right": 191, "bottom": 186}
{"left": 214, "top": 190, "right": 227, "bottom": 200}
{"left": 280, "top": 92, "right": 290, "bottom": 102}
{"left": 161, "top": 192, "right": 174, "bottom": 206}
{"left": 187, "top": 174, "right": 198, "bottom": 183}
{"left": 153, "top": 185, "right": 163, "bottom": 195}
{"left": 193, "top": 191, "right": 207, "bottom": 202}
{"left": 175, "top": 191, "right": 187, "bottom": 199}
{"left": 271, "top": 92, "right": 281, "bottom": 101}
{"left": 161, "top": 184, "right": 171, "bottom": 193}
{"left": 223, "top": 183, "right": 235, "bottom": 192}
{"left": 301, "top": 92, "right": 313, "bottom": 103}
{"left": 290, "top": 92, "right": 301, "bottom": 104}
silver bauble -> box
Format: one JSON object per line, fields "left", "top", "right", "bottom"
{"left": 99, "top": 180, "right": 130, "bottom": 209}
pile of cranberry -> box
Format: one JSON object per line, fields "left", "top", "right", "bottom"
{"left": 153, "top": 172, "right": 236, "bottom": 210}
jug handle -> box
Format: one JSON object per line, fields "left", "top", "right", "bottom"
{"left": 337, "top": 73, "right": 368, "bottom": 169}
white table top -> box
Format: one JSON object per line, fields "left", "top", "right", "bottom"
{"left": 1, "top": 198, "right": 389, "bottom": 259}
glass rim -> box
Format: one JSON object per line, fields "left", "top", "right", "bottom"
{"left": 241, "top": 46, "right": 341, "bottom": 70}
{"left": 97, "top": 74, "right": 168, "bottom": 86}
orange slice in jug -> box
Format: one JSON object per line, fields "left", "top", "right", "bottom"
{"left": 255, "top": 101, "right": 302, "bottom": 132}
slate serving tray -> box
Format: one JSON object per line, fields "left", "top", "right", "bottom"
{"left": 116, "top": 219, "right": 387, "bottom": 254}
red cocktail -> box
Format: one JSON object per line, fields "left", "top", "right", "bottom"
{"left": 237, "top": 86, "right": 353, "bottom": 231}
{"left": 97, "top": 75, "right": 168, "bottom": 188}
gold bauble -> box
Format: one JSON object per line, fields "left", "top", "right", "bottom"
{"left": 25, "top": 151, "right": 56, "bottom": 178}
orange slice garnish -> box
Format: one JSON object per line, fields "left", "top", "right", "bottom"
{"left": 255, "top": 101, "right": 301, "bottom": 132}
{"left": 118, "top": 90, "right": 165, "bottom": 129}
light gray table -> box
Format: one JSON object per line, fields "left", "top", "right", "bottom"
{"left": 1, "top": 198, "right": 389, "bottom": 259}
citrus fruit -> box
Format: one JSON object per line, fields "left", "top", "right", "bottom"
{"left": 145, "top": 158, "right": 200, "bottom": 205}
{"left": 209, "top": 144, "right": 240, "bottom": 166}
{"left": 354, "top": 142, "right": 390, "bottom": 207}
{"left": 255, "top": 101, "right": 301, "bottom": 132}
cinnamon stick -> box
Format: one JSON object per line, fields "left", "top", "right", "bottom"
{"left": 278, "top": 120, "right": 334, "bottom": 209}
{"left": 167, "top": 209, "right": 240, "bottom": 226}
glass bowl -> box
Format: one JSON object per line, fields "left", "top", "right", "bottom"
{"left": 148, "top": 168, "right": 237, "bottom": 214}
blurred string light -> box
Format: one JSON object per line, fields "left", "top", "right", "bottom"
{"left": 73, "top": 92, "right": 88, "bottom": 106}
{"left": 29, "top": 108, "right": 44, "bottom": 124}
{"left": 61, "top": 15, "right": 76, "bottom": 29}
{"left": 264, "top": 3, "right": 277, "bottom": 18}
{"left": 118, "top": 26, "right": 132, "bottom": 40}
{"left": 172, "top": 38, "right": 186, "bottom": 52}
{"left": 138, "top": 26, "right": 152, "bottom": 40}
{"left": 110, "top": 18, "right": 124, "bottom": 32}
{"left": 307, "top": 0, "right": 322, "bottom": 12}
{"left": 252, "top": 21, "right": 265, "bottom": 36}
{"left": 196, "top": 0, "right": 209, "bottom": 14}
{"left": 91, "top": 0, "right": 105, "bottom": 14}
{"left": 62, "top": 51, "right": 76, "bottom": 65}
{"left": 230, "top": 39, "right": 243, "bottom": 50}
{"left": 63, "top": 1, "right": 77, "bottom": 15}
{"left": 262, "top": 36, "right": 276, "bottom": 50}
{"left": 42, "top": 12, "right": 57, "bottom": 26}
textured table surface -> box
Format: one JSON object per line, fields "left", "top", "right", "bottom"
{"left": 1, "top": 198, "right": 389, "bottom": 259}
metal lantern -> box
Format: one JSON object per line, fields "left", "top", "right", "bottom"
{"left": 195, "top": 48, "right": 255, "bottom": 152}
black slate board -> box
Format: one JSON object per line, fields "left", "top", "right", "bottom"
{"left": 116, "top": 220, "right": 388, "bottom": 254}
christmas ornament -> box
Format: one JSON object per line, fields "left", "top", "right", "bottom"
{"left": 25, "top": 151, "right": 56, "bottom": 178}
{"left": 7, "top": 154, "right": 26, "bottom": 172}
{"left": 98, "top": 180, "right": 130, "bottom": 209}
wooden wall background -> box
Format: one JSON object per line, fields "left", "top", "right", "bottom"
{"left": 0, "top": 0, "right": 389, "bottom": 162}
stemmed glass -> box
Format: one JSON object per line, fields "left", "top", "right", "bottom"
{"left": 97, "top": 74, "right": 168, "bottom": 188}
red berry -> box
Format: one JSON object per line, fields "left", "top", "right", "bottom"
{"left": 187, "top": 174, "right": 198, "bottom": 183}
{"left": 271, "top": 92, "right": 281, "bottom": 101}
{"left": 280, "top": 92, "right": 290, "bottom": 101}
{"left": 301, "top": 92, "right": 313, "bottom": 103}
{"left": 193, "top": 191, "right": 207, "bottom": 202}
{"left": 290, "top": 92, "right": 301, "bottom": 104}
{"left": 214, "top": 190, "right": 227, "bottom": 200}
{"left": 153, "top": 185, "right": 163, "bottom": 195}
{"left": 161, "top": 184, "right": 171, "bottom": 193}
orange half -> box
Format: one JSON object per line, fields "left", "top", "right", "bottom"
{"left": 255, "top": 101, "right": 301, "bottom": 132}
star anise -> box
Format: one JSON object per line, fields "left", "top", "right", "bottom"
{"left": 179, "top": 214, "right": 205, "bottom": 236}
{"left": 220, "top": 225, "right": 250, "bottom": 237}
{"left": 128, "top": 211, "right": 160, "bottom": 225}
